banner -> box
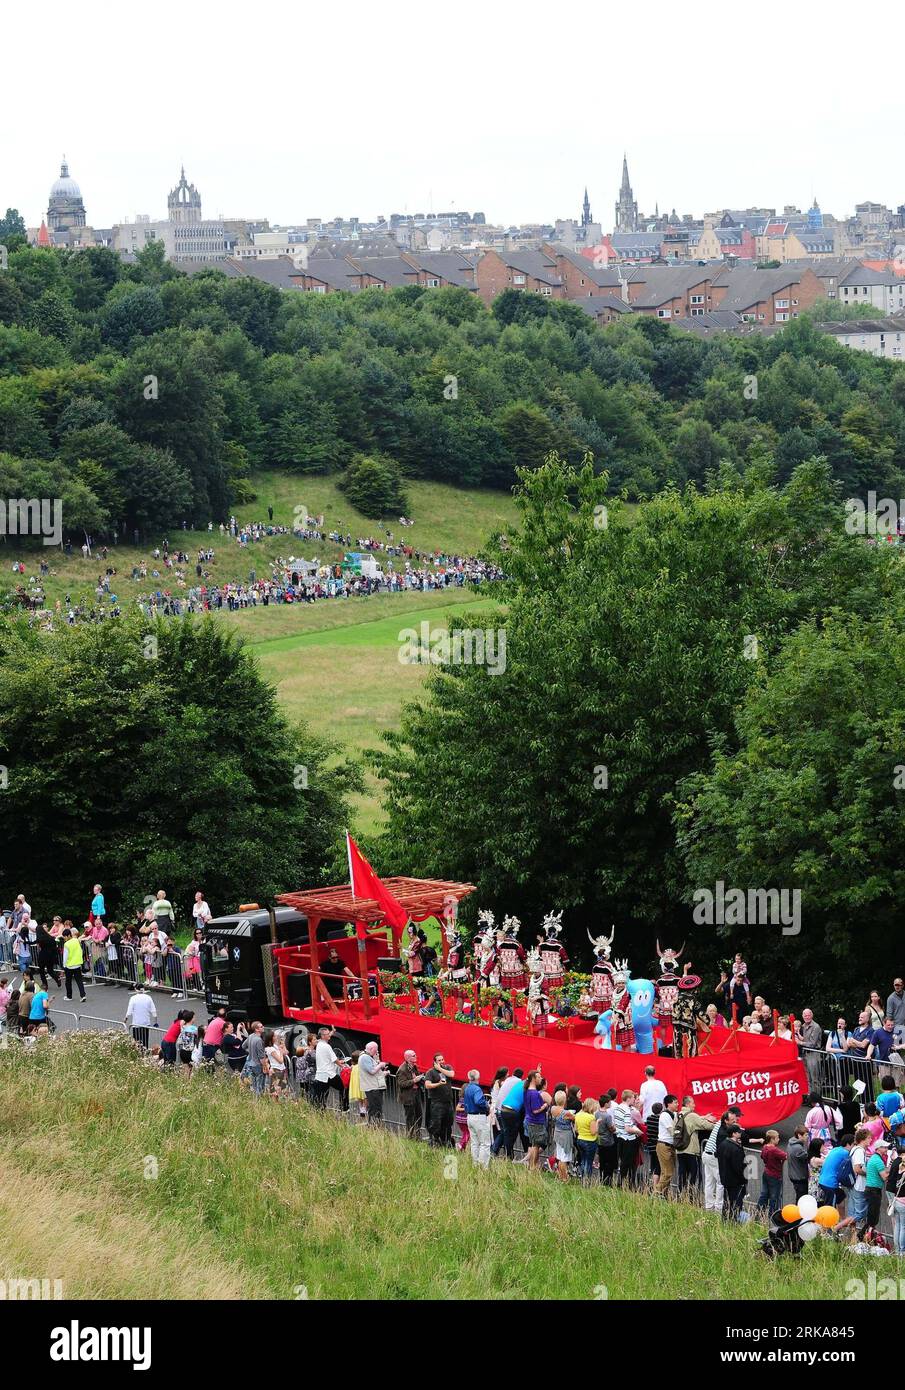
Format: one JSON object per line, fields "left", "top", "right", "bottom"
{"left": 379, "top": 1012, "right": 806, "bottom": 1129}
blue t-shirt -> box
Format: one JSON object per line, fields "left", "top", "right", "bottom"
{"left": 870, "top": 1029, "right": 895, "bottom": 1060}
{"left": 30, "top": 991, "right": 48, "bottom": 1021}
{"left": 503, "top": 1080, "right": 524, "bottom": 1112}
{"left": 462, "top": 1082, "right": 489, "bottom": 1115}
{"left": 91, "top": 894, "right": 106, "bottom": 917}
{"left": 877, "top": 1091, "right": 904, "bottom": 1118}
{"left": 819, "top": 1146, "right": 849, "bottom": 1191}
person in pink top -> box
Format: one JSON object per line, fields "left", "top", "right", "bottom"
{"left": 861, "top": 1103, "right": 887, "bottom": 1153}
{"left": 201, "top": 1010, "right": 228, "bottom": 1062}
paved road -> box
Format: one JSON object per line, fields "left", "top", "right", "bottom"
{"left": 49, "top": 978, "right": 192, "bottom": 1037}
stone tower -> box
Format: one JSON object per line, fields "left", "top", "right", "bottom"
{"left": 167, "top": 166, "right": 203, "bottom": 224}
{"left": 614, "top": 154, "right": 638, "bottom": 233}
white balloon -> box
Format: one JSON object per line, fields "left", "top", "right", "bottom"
{"left": 798, "top": 1221, "right": 820, "bottom": 1242}
{"left": 797, "top": 1195, "right": 818, "bottom": 1221}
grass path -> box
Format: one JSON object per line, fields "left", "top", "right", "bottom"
{"left": 0, "top": 1034, "right": 864, "bottom": 1301}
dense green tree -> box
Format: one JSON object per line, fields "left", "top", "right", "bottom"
{"left": 339, "top": 452, "right": 408, "bottom": 517}
{"left": 0, "top": 616, "right": 360, "bottom": 918}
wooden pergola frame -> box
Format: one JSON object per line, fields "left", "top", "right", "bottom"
{"left": 275, "top": 878, "right": 476, "bottom": 1020}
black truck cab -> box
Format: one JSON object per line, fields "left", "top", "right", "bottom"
{"left": 203, "top": 907, "right": 309, "bottom": 1023}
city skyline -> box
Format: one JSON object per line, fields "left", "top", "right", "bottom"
{"left": 6, "top": 5, "right": 904, "bottom": 231}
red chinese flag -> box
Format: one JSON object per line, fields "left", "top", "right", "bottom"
{"left": 346, "top": 831, "right": 409, "bottom": 931}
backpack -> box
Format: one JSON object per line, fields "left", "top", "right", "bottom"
{"left": 177, "top": 1026, "right": 196, "bottom": 1052}
{"left": 837, "top": 1153, "right": 855, "bottom": 1190}
{"left": 673, "top": 1111, "right": 692, "bottom": 1153}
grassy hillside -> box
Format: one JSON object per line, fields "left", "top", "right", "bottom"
{"left": 0, "top": 474, "right": 519, "bottom": 615}
{"left": 0, "top": 1035, "right": 858, "bottom": 1301}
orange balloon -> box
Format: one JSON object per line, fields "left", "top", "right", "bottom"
{"left": 781, "top": 1204, "right": 801, "bottom": 1223}
{"left": 814, "top": 1205, "right": 840, "bottom": 1228}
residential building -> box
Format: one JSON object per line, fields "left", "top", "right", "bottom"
{"left": 474, "top": 248, "right": 564, "bottom": 304}
{"left": 824, "top": 316, "right": 905, "bottom": 359}
{"left": 710, "top": 266, "right": 824, "bottom": 322}
{"left": 837, "top": 264, "right": 905, "bottom": 314}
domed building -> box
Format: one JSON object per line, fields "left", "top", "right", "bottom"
{"left": 47, "top": 158, "right": 87, "bottom": 237}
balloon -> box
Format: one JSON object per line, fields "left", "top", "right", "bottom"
{"left": 781, "top": 1204, "right": 801, "bottom": 1223}
{"left": 797, "top": 1194, "right": 818, "bottom": 1221}
{"left": 798, "top": 1221, "right": 820, "bottom": 1242}
{"left": 815, "top": 1205, "right": 840, "bottom": 1228}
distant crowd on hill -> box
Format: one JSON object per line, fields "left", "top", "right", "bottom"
{"left": 3, "top": 514, "right": 505, "bottom": 629}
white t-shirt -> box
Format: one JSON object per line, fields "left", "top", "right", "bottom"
{"left": 266, "top": 1046, "right": 286, "bottom": 1073}
{"left": 193, "top": 901, "right": 211, "bottom": 923}
{"left": 851, "top": 1145, "right": 868, "bottom": 1192}
{"left": 658, "top": 1110, "right": 676, "bottom": 1144}
{"left": 639, "top": 1077, "right": 668, "bottom": 1120}
{"left": 315, "top": 1040, "right": 338, "bottom": 1082}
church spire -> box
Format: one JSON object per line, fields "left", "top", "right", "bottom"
{"left": 615, "top": 154, "right": 638, "bottom": 234}
{"left": 581, "top": 186, "right": 592, "bottom": 228}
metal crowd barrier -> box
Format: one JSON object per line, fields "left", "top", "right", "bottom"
{"left": 798, "top": 1045, "right": 905, "bottom": 1102}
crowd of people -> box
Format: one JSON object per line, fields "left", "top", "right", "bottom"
{"left": 0, "top": 886, "right": 210, "bottom": 1004}
{"left": 4, "top": 513, "right": 504, "bottom": 630}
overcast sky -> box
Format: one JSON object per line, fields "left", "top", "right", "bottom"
{"left": 7, "top": 4, "right": 903, "bottom": 231}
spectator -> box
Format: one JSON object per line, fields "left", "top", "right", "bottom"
{"left": 848, "top": 1127, "right": 870, "bottom": 1229}
{"left": 638, "top": 1064, "right": 667, "bottom": 1121}
{"left": 717, "top": 1125, "right": 747, "bottom": 1222}
{"left": 265, "top": 1030, "right": 289, "bottom": 1096}
{"left": 674, "top": 1095, "right": 717, "bottom": 1192}
{"left": 875, "top": 1075, "right": 905, "bottom": 1119}
{"left": 424, "top": 1053, "right": 455, "bottom": 1147}
{"left": 861, "top": 1146, "right": 889, "bottom": 1238}
{"left": 161, "top": 1011, "right": 191, "bottom": 1066}
{"left": 192, "top": 892, "right": 212, "bottom": 930}
{"left": 90, "top": 884, "right": 106, "bottom": 924}
{"left": 550, "top": 1087, "right": 576, "bottom": 1181}
{"left": 396, "top": 1049, "right": 424, "bottom": 1138}
{"left": 886, "top": 978, "right": 905, "bottom": 1031}
{"left": 757, "top": 1130, "right": 787, "bottom": 1214}
{"left": 595, "top": 1095, "right": 618, "bottom": 1185}
{"left": 125, "top": 984, "right": 157, "bottom": 1049}
{"left": 312, "top": 1026, "right": 340, "bottom": 1107}
{"left": 796, "top": 1008, "right": 823, "bottom": 1092}
{"left": 151, "top": 891, "right": 175, "bottom": 934}
{"left": 865, "top": 991, "right": 886, "bottom": 1031}
{"left": 702, "top": 1107, "right": 743, "bottom": 1213}
{"left": 574, "top": 1097, "right": 599, "bottom": 1183}
{"left": 358, "top": 1041, "right": 388, "bottom": 1124}
{"left": 62, "top": 927, "right": 86, "bottom": 1001}
{"left": 28, "top": 981, "right": 52, "bottom": 1034}
{"left": 183, "top": 930, "right": 204, "bottom": 991}
{"left": 0, "top": 977, "right": 9, "bottom": 1035}
{"left": 804, "top": 1092, "right": 841, "bottom": 1151}
{"left": 645, "top": 1102, "right": 662, "bottom": 1182}
{"left": 244, "top": 1021, "right": 270, "bottom": 1097}
{"left": 847, "top": 1011, "right": 874, "bottom": 1066}
{"left": 787, "top": 1127, "right": 809, "bottom": 1201}
{"left": 524, "top": 1071, "right": 550, "bottom": 1171}
{"left": 612, "top": 1088, "right": 645, "bottom": 1186}
{"left": 816, "top": 1134, "right": 856, "bottom": 1212}
{"left": 461, "top": 1069, "right": 491, "bottom": 1167}
{"left": 221, "top": 1022, "right": 246, "bottom": 1074}
{"left": 488, "top": 1066, "right": 509, "bottom": 1155}
{"left": 655, "top": 1094, "right": 679, "bottom": 1197}
{"left": 35, "top": 923, "right": 61, "bottom": 988}
{"left": 202, "top": 1010, "right": 228, "bottom": 1063}
{"left": 497, "top": 1068, "right": 525, "bottom": 1160}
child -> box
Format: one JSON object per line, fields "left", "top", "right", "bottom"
{"left": 758, "top": 1129, "right": 788, "bottom": 1214}
{"left": 862, "top": 1102, "right": 887, "bottom": 1153}
{"left": 6, "top": 989, "right": 20, "bottom": 1036}
{"left": 455, "top": 1099, "right": 470, "bottom": 1151}
{"left": 0, "top": 978, "right": 9, "bottom": 1034}
{"left": 348, "top": 1051, "right": 366, "bottom": 1119}
{"left": 807, "top": 1138, "right": 824, "bottom": 1197}
{"left": 731, "top": 953, "right": 750, "bottom": 991}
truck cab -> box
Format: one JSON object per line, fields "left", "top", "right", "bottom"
{"left": 203, "top": 907, "right": 310, "bottom": 1023}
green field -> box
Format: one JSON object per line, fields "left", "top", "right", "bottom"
{"left": 1, "top": 473, "right": 517, "bottom": 832}
{"left": 0, "top": 1034, "right": 865, "bottom": 1301}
